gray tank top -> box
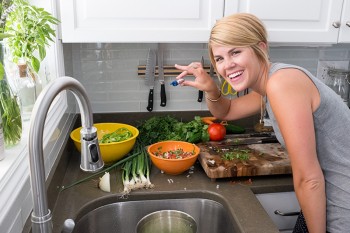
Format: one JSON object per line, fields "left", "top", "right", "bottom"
{"left": 266, "top": 63, "right": 350, "bottom": 233}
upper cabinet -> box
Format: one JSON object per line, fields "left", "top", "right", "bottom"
{"left": 59, "top": 0, "right": 224, "bottom": 43}
{"left": 224, "top": 0, "right": 350, "bottom": 44}
{"left": 339, "top": 0, "right": 350, "bottom": 43}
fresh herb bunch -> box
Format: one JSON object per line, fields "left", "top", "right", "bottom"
{"left": 137, "top": 115, "right": 209, "bottom": 145}
{"left": 4, "top": 0, "right": 59, "bottom": 73}
{"left": 222, "top": 149, "right": 251, "bottom": 161}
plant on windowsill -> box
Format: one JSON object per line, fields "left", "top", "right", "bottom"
{"left": 4, "top": 0, "right": 59, "bottom": 120}
{"left": 5, "top": 0, "right": 59, "bottom": 75}
{"left": 0, "top": 0, "right": 22, "bottom": 147}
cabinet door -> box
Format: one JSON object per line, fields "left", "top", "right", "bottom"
{"left": 256, "top": 192, "right": 300, "bottom": 231}
{"left": 339, "top": 0, "right": 350, "bottom": 43}
{"left": 224, "top": 0, "right": 344, "bottom": 44}
{"left": 59, "top": 0, "right": 224, "bottom": 43}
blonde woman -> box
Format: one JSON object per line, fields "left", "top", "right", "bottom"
{"left": 175, "top": 13, "right": 350, "bottom": 233}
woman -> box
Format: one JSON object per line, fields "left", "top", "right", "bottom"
{"left": 175, "top": 13, "right": 350, "bottom": 233}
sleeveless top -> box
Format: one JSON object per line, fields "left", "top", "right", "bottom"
{"left": 266, "top": 63, "right": 350, "bottom": 233}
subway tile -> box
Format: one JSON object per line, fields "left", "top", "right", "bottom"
{"left": 64, "top": 43, "right": 350, "bottom": 113}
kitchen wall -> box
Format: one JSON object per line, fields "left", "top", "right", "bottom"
{"left": 63, "top": 43, "right": 350, "bottom": 113}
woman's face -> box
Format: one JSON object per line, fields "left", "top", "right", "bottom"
{"left": 211, "top": 44, "right": 265, "bottom": 93}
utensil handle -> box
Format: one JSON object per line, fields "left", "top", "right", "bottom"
{"left": 261, "top": 137, "right": 278, "bottom": 144}
{"left": 160, "top": 83, "right": 166, "bottom": 107}
{"left": 147, "top": 88, "right": 154, "bottom": 112}
{"left": 198, "top": 90, "right": 203, "bottom": 102}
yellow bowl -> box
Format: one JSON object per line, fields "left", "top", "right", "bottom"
{"left": 147, "top": 141, "right": 200, "bottom": 175}
{"left": 70, "top": 123, "right": 139, "bottom": 164}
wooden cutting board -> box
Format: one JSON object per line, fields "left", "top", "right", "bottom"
{"left": 197, "top": 140, "right": 291, "bottom": 180}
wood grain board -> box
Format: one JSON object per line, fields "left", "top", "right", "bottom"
{"left": 197, "top": 141, "right": 291, "bottom": 180}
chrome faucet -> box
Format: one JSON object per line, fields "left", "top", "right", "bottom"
{"left": 28, "top": 76, "right": 104, "bottom": 233}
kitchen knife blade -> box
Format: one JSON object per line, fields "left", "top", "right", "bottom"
{"left": 198, "top": 56, "right": 205, "bottom": 102}
{"left": 210, "top": 136, "right": 279, "bottom": 146}
{"left": 209, "top": 63, "right": 214, "bottom": 78}
{"left": 146, "top": 49, "right": 156, "bottom": 112}
{"left": 158, "top": 44, "right": 166, "bottom": 107}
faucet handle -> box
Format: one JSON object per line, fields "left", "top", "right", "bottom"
{"left": 80, "top": 127, "right": 104, "bottom": 172}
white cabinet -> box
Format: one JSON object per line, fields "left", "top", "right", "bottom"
{"left": 224, "top": 0, "right": 350, "bottom": 44}
{"left": 256, "top": 192, "right": 300, "bottom": 232}
{"left": 339, "top": 0, "right": 350, "bottom": 43}
{"left": 59, "top": 0, "right": 224, "bottom": 43}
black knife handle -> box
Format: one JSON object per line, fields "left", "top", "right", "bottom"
{"left": 147, "top": 88, "right": 154, "bottom": 112}
{"left": 160, "top": 83, "right": 166, "bottom": 107}
{"left": 261, "top": 137, "right": 278, "bottom": 144}
{"left": 198, "top": 90, "right": 203, "bottom": 102}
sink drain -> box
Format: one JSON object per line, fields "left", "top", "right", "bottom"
{"left": 136, "top": 210, "right": 197, "bottom": 233}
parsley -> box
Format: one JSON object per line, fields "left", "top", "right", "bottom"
{"left": 137, "top": 116, "right": 209, "bottom": 145}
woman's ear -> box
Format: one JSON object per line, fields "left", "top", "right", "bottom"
{"left": 258, "top": 42, "right": 268, "bottom": 51}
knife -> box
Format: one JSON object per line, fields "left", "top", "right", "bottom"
{"left": 145, "top": 49, "right": 156, "bottom": 112}
{"left": 158, "top": 44, "right": 166, "bottom": 107}
{"left": 210, "top": 136, "right": 279, "bottom": 146}
{"left": 209, "top": 63, "right": 214, "bottom": 79}
{"left": 198, "top": 56, "right": 204, "bottom": 102}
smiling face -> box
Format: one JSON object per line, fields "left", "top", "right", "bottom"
{"left": 208, "top": 13, "right": 270, "bottom": 95}
{"left": 212, "top": 44, "right": 267, "bottom": 93}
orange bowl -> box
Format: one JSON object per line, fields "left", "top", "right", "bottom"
{"left": 147, "top": 141, "right": 200, "bottom": 175}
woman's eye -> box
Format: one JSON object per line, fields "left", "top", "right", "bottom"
{"left": 231, "top": 50, "right": 241, "bottom": 56}
{"left": 215, "top": 57, "right": 223, "bottom": 63}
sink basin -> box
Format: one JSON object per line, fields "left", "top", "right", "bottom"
{"left": 68, "top": 191, "right": 238, "bottom": 233}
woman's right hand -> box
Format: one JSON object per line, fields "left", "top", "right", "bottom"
{"left": 174, "top": 62, "right": 218, "bottom": 93}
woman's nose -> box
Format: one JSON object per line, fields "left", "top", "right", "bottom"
{"left": 223, "top": 58, "right": 235, "bottom": 70}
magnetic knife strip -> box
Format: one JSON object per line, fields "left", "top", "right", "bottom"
{"left": 138, "top": 65, "right": 217, "bottom": 78}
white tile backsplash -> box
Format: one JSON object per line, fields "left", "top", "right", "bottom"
{"left": 65, "top": 43, "right": 350, "bottom": 113}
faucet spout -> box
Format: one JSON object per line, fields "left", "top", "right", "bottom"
{"left": 28, "top": 76, "right": 104, "bottom": 233}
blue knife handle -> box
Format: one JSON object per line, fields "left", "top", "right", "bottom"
{"left": 198, "top": 90, "right": 203, "bottom": 102}
{"left": 160, "top": 83, "right": 166, "bottom": 107}
{"left": 147, "top": 88, "right": 154, "bottom": 112}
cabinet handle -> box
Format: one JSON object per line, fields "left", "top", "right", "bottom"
{"left": 332, "top": 21, "right": 341, "bottom": 28}
{"left": 274, "top": 210, "right": 300, "bottom": 216}
{"left": 346, "top": 21, "right": 350, "bottom": 28}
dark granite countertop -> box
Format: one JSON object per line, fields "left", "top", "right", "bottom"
{"left": 51, "top": 150, "right": 293, "bottom": 233}
{"left": 46, "top": 112, "right": 294, "bottom": 233}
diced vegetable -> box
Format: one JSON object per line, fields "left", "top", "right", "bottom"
{"left": 222, "top": 149, "right": 250, "bottom": 161}
{"left": 153, "top": 147, "right": 195, "bottom": 159}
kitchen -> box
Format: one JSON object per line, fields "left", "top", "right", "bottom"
{"left": 1, "top": 0, "right": 350, "bottom": 233}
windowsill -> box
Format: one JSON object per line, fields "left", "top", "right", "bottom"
{"left": 0, "top": 91, "right": 69, "bottom": 232}
{"left": 0, "top": 121, "right": 30, "bottom": 184}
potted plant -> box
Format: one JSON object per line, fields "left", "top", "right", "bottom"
{"left": 0, "top": 0, "right": 22, "bottom": 147}
{"left": 3, "top": 0, "right": 59, "bottom": 120}
{"left": 5, "top": 0, "right": 59, "bottom": 74}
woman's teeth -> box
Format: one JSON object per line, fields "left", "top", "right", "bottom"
{"left": 228, "top": 71, "right": 243, "bottom": 79}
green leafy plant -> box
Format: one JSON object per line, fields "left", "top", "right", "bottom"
{"left": 4, "top": 0, "right": 59, "bottom": 73}
{"left": 0, "top": 60, "right": 22, "bottom": 146}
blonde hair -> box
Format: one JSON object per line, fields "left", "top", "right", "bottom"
{"left": 208, "top": 13, "right": 270, "bottom": 70}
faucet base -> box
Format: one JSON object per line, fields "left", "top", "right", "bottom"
{"left": 31, "top": 209, "right": 53, "bottom": 233}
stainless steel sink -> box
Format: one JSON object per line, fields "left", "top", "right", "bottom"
{"left": 68, "top": 191, "right": 238, "bottom": 233}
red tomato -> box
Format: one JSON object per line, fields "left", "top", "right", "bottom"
{"left": 208, "top": 123, "right": 226, "bottom": 141}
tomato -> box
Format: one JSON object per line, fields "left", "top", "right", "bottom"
{"left": 208, "top": 123, "right": 226, "bottom": 141}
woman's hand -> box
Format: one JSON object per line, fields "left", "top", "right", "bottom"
{"left": 174, "top": 62, "right": 217, "bottom": 93}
